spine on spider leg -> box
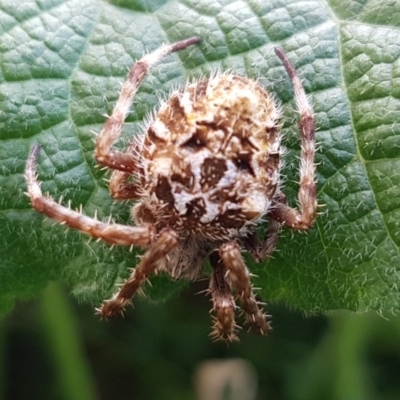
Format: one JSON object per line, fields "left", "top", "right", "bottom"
{"left": 274, "top": 48, "right": 317, "bottom": 227}
{"left": 95, "top": 37, "right": 201, "bottom": 170}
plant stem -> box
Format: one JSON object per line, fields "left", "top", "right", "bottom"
{"left": 40, "top": 282, "right": 97, "bottom": 400}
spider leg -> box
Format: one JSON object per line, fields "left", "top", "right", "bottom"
{"left": 108, "top": 138, "right": 144, "bottom": 199}
{"left": 25, "top": 144, "right": 154, "bottom": 246}
{"left": 95, "top": 36, "right": 201, "bottom": 172}
{"left": 244, "top": 219, "right": 281, "bottom": 263}
{"left": 244, "top": 191, "right": 287, "bottom": 262}
{"left": 272, "top": 48, "right": 317, "bottom": 230}
{"left": 219, "top": 242, "right": 270, "bottom": 335}
{"left": 109, "top": 170, "right": 142, "bottom": 199}
{"left": 209, "top": 252, "right": 238, "bottom": 342}
{"left": 98, "top": 229, "right": 178, "bottom": 318}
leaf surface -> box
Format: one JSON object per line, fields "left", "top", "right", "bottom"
{"left": 0, "top": 0, "right": 399, "bottom": 316}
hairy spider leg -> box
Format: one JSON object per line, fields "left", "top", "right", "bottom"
{"left": 107, "top": 138, "right": 146, "bottom": 199}
{"left": 98, "top": 230, "right": 178, "bottom": 318}
{"left": 95, "top": 37, "right": 201, "bottom": 173}
{"left": 25, "top": 144, "right": 154, "bottom": 246}
{"left": 244, "top": 218, "right": 281, "bottom": 262}
{"left": 219, "top": 242, "right": 270, "bottom": 334}
{"left": 209, "top": 252, "right": 238, "bottom": 341}
{"left": 108, "top": 170, "right": 142, "bottom": 199}
{"left": 270, "top": 48, "right": 317, "bottom": 230}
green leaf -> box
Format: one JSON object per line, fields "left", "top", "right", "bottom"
{"left": 1, "top": 0, "right": 399, "bottom": 317}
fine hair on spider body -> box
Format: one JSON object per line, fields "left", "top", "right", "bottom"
{"left": 25, "top": 36, "right": 317, "bottom": 342}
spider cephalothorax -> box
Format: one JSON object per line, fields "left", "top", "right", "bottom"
{"left": 25, "top": 37, "right": 317, "bottom": 341}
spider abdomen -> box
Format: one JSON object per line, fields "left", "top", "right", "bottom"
{"left": 140, "top": 74, "right": 282, "bottom": 239}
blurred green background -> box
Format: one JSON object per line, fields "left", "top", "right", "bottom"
{"left": 2, "top": 280, "right": 400, "bottom": 400}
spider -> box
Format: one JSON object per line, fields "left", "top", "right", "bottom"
{"left": 25, "top": 37, "right": 316, "bottom": 341}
